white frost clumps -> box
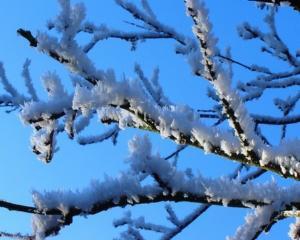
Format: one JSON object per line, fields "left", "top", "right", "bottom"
{"left": 127, "top": 135, "right": 153, "bottom": 174}
{"left": 191, "top": 127, "right": 240, "bottom": 156}
{"left": 227, "top": 205, "right": 276, "bottom": 240}
{"left": 32, "top": 214, "right": 62, "bottom": 240}
{"left": 185, "top": 0, "right": 219, "bottom": 77}
{"left": 214, "top": 70, "right": 263, "bottom": 152}
{"left": 30, "top": 122, "right": 57, "bottom": 163}
{"left": 257, "top": 142, "right": 300, "bottom": 178}
{"left": 72, "top": 79, "right": 129, "bottom": 115}
{"left": 289, "top": 218, "right": 300, "bottom": 240}
{"left": 42, "top": 72, "right": 68, "bottom": 99}
{"left": 56, "top": 0, "right": 86, "bottom": 46}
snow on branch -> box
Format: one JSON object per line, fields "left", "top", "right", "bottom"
{"left": 0, "top": 0, "right": 300, "bottom": 239}
{"left": 227, "top": 204, "right": 283, "bottom": 240}
{"left": 3, "top": 0, "right": 298, "bottom": 178}
{"left": 27, "top": 135, "right": 300, "bottom": 239}
{"left": 238, "top": 9, "right": 299, "bottom": 67}
{"left": 185, "top": 0, "right": 266, "bottom": 162}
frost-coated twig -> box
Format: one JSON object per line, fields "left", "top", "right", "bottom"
{"left": 238, "top": 10, "right": 299, "bottom": 67}
{"left": 217, "top": 54, "right": 272, "bottom": 75}
{"left": 77, "top": 124, "right": 120, "bottom": 145}
{"left": 115, "top": 0, "right": 187, "bottom": 45}
{"left": 185, "top": 0, "right": 263, "bottom": 166}
{"left": 274, "top": 93, "right": 300, "bottom": 139}
{"left": 249, "top": 0, "right": 300, "bottom": 12}
{"left": 164, "top": 145, "right": 187, "bottom": 161}
{"left": 0, "top": 231, "right": 34, "bottom": 240}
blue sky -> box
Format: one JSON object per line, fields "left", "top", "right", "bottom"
{"left": 0, "top": 0, "right": 298, "bottom": 239}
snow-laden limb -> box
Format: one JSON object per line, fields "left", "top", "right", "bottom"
{"left": 184, "top": 0, "right": 300, "bottom": 180}
{"left": 2, "top": 58, "right": 296, "bottom": 171}
{"left": 71, "top": 73, "right": 243, "bottom": 156}
{"left": 185, "top": 0, "right": 266, "bottom": 161}
{"left": 29, "top": 1, "right": 102, "bottom": 86}
{"left": 115, "top": 164, "right": 252, "bottom": 240}
{"left": 5, "top": 59, "right": 240, "bottom": 164}
{"left": 12, "top": 0, "right": 300, "bottom": 177}
{"left": 160, "top": 165, "right": 245, "bottom": 240}
{"left": 19, "top": 72, "right": 72, "bottom": 125}
{"left": 28, "top": 136, "right": 300, "bottom": 239}
{"left": 0, "top": 0, "right": 298, "bottom": 238}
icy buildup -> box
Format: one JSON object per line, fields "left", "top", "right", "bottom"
{"left": 55, "top": 0, "right": 86, "bottom": 47}
{"left": 32, "top": 214, "right": 62, "bottom": 240}
{"left": 227, "top": 205, "right": 278, "bottom": 240}
{"left": 30, "top": 120, "right": 57, "bottom": 163}
{"left": 42, "top": 72, "right": 68, "bottom": 99}
{"left": 289, "top": 218, "right": 300, "bottom": 240}
{"left": 20, "top": 95, "right": 73, "bottom": 124}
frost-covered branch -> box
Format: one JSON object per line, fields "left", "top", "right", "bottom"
{"left": 185, "top": 0, "right": 267, "bottom": 167}
{"left": 116, "top": 163, "right": 263, "bottom": 240}
{"left": 1, "top": 0, "right": 300, "bottom": 239}
{"left": 250, "top": 0, "right": 300, "bottom": 12}
{"left": 238, "top": 9, "right": 299, "bottom": 67}
{"left": 23, "top": 136, "right": 300, "bottom": 239}
{"left": 217, "top": 54, "right": 273, "bottom": 75}
{"left": 77, "top": 124, "right": 119, "bottom": 145}
{"left": 0, "top": 231, "right": 33, "bottom": 240}
{"left": 7, "top": 0, "right": 299, "bottom": 180}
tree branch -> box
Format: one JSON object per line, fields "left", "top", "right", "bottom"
{"left": 249, "top": 0, "right": 300, "bottom": 12}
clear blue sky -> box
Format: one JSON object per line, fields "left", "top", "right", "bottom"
{"left": 0, "top": 1, "right": 298, "bottom": 239}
